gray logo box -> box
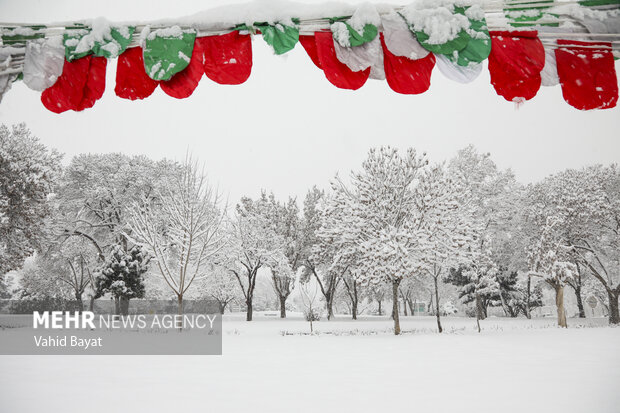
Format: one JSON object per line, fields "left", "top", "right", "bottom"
{"left": 0, "top": 299, "right": 222, "bottom": 355}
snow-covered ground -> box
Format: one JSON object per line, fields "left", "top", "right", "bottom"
{"left": 1, "top": 314, "right": 619, "bottom": 413}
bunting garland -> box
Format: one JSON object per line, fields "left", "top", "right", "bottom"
{"left": 0, "top": 0, "right": 619, "bottom": 112}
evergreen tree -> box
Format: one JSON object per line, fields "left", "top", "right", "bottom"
{"left": 96, "top": 243, "right": 150, "bottom": 315}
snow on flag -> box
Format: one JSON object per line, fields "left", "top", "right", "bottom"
{"left": 0, "top": 0, "right": 618, "bottom": 112}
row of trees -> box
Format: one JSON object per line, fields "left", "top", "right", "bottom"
{"left": 1, "top": 123, "right": 618, "bottom": 334}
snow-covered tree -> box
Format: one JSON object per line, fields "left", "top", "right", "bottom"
{"left": 529, "top": 216, "right": 576, "bottom": 328}
{"left": 463, "top": 246, "right": 501, "bottom": 331}
{"left": 417, "top": 164, "right": 476, "bottom": 332}
{"left": 198, "top": 264, "right": 240, "bottom": 314}
{"left": 513, "top": 274, "right": 543, "bottom": 318}
{"left": 95, "top": 243, "right": 149, "bottom": 315}
{"left": 364, "top": 281, "right": 389, "bottom": 316}
{"left": 341, "top": 272, "right": 361, "bottom": 319}
{"left": 447, "top": 145, "right": 522, "bottom": 323}
{"left": 494, "top": 268, "right": 525, "bottom": 317}
{"left": 15, "top": 236, "right": 99, "bottom": 311}
{"left": 16, "top": 255, "right": 71, "bottom": 300}
{"left": 267, "top": 194, "right": 301, "bottom": 318}
{"left": 227, "top": 193, "right": 288, "bottom": 321}
{"left": 0, "top": 123, "right": 62, "bottom": 275}
{"left": 299, "top": 186, "right": 345, "bottom": 320}
{"left": 298, "top": 275, "right": 322, "bottom": 333}
{"left": 55, "top": 153, "right": 180, "bottom": 258}
{"left": 525, "top": 164, "right": 620, "bottom": 324}
{"left": 320, "top": 147, "right": 440, "bottom": 335}
{"left": 0, "top": 274, "right": 10, "bottom": 299}
{"left": 126, "top": 157, "right": 227, "bottom": 318}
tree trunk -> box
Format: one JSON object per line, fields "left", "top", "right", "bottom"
{"left": 475, "top": 294, "right": 487, "bottom": 321}
{"left": 120, "top": 297, "right": 130, "bottom": 316}
{"left": 402, "top": 296, "right": 408, "bottom": 316}
{"left": 177, "top": 294, "right": 184, "bottom": 330}
{"left": 434, "top": 276, "right": 443, "bottom": 333}
{"left": 279, "top": 296, "right": 287, "bottom": 318}
{"left": 407, "top": 299, "right": 414, "bottom": 316}
{"left": 608, "top": 290, "right": 619, "bottom": 325}
{"left": 352, "top": 299, "right": 357, "bottom": 320}
{"left": 428, "top": 293, "right": 434, "bottom": 316}
{"left": 475, "top": 293, "right": 483, "bottom": 333}
{"left": 325, "top": 294, "right": 334, "bottom": 320}
{"left": 525, "top": 276, "right": 532, "bottom": 319}
{"left": 574, "top": 285, "right": 586, "bottom": 318}
{"left": 555, "top": 285, "right": 567, "bottom": 328}
{"left": 89, "top": 296, "right": 95, "bottom": 312}
{"left": 377, "top": 299, "right": 382, "bottom": 316}
{"left": 499, "top": 291, "right": 510, "bottom": 317}
{"left": 246, "top": 298, "right": 253, "bottom": 321}
{"left": 392, "top": 279, "right": 401, "bottom": 335}
{"left": 75, "top": 292, "right": 83, "bottom": 313}
{"left": 218, "top": 302, "right": 226, "bottom": 314}
{"left": 114, "top": 297, "right": 120, "bottom": 316}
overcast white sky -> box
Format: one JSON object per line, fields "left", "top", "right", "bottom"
{"left": 0, "top": 0, "right": 618, "bottom": 203}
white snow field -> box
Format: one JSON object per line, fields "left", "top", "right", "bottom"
{"left": 1, "top": 314, "right": 619, "bottom": 413}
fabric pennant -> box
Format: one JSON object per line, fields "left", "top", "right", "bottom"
{"left": 541, "top": 48, "right": 559, "bottom": 87}
{"left": 331, "top": 22, "right": 378, "bottom": 48}
{"left": 257, "top": 23, "right": 299, "bottom": 55}
{"left": 314, "top": 31, "right": 370, "bottom": 90}
{"left": 435, "top": 54, "right": 481, "bottom": 83}
{"left": 160, "top": 38, "right": 205, "bottom": 99}
{"left": 450, "top": 8, "right": 491, "bottom": 67}
{"left": 299, "top": 35, "right": 323, "bottom": 69}
{"left": 201, "top": 31, "right": 253, "bottom": 85}
{"left": 331, "top": 3, "right": 381, "bottom": 49}
{"left": 380, "top": 33, "right": 435, "bottom": 95}
{"left": 41, "top": 55, "right": 106, "bottom": 113}
{"left": 77, "top": 56, "right": 107, "bottom": 110}
{"left": 333, "top": 37, "right": 382, "bottom": 72}
{"left": 369, "top": 44, "right": 385, "bottom": 80}
{"left": 555, "top": 40, "right": 618, "bottom": 110}
{"left": 400, "top": 2, "right": 471, "bottom": 56}
{"left": 64, "top": 24, "right": 134, "bottom": 61}
{"left": 91, "top": 26, "right": 135, "bottom": 59}
{"left": 23, "top": 36, "right": 65, "bottom": 91}
{"left": 381, "top": 12, "right": 429, "bottom": 60}
{"left": 488, "top": 31, "right": 545, "bottom": 102}
{"left": 63, "top": 30, "right": 92, "bottom": 61}
{"left": 115, "top": 46, "right": 159, "bottom": 100}
{"left": 415, "top": 28, "right": 470, "bottom": 56}
{"left": 143, "top": 27, "right": 196, "bottom": 81}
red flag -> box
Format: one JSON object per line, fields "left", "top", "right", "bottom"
{"left": 314, "top": 32, "right": 369, "bottom": 90}
{"left": 42, "top": 55, "right": 107, "bottom": 113}
{"left": 555, "top": 40, "right": 617, "bottom": 110}
{"left": 115, "top": 47, "right": 159, "bottom": 100}
{"left": 160, "top": 38, "right": 205, "bottom": 99}
{"left": 299, "top": 35, "right": 322, "bottom": 70}
{"left": 201, "top": 31, "right": 253, "bottom": 85}
{"left": 380, "top": 34, "right": 435, "bottom": 95}
{"left": 488, "top": 31, "right": 544, "bottom": 102}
